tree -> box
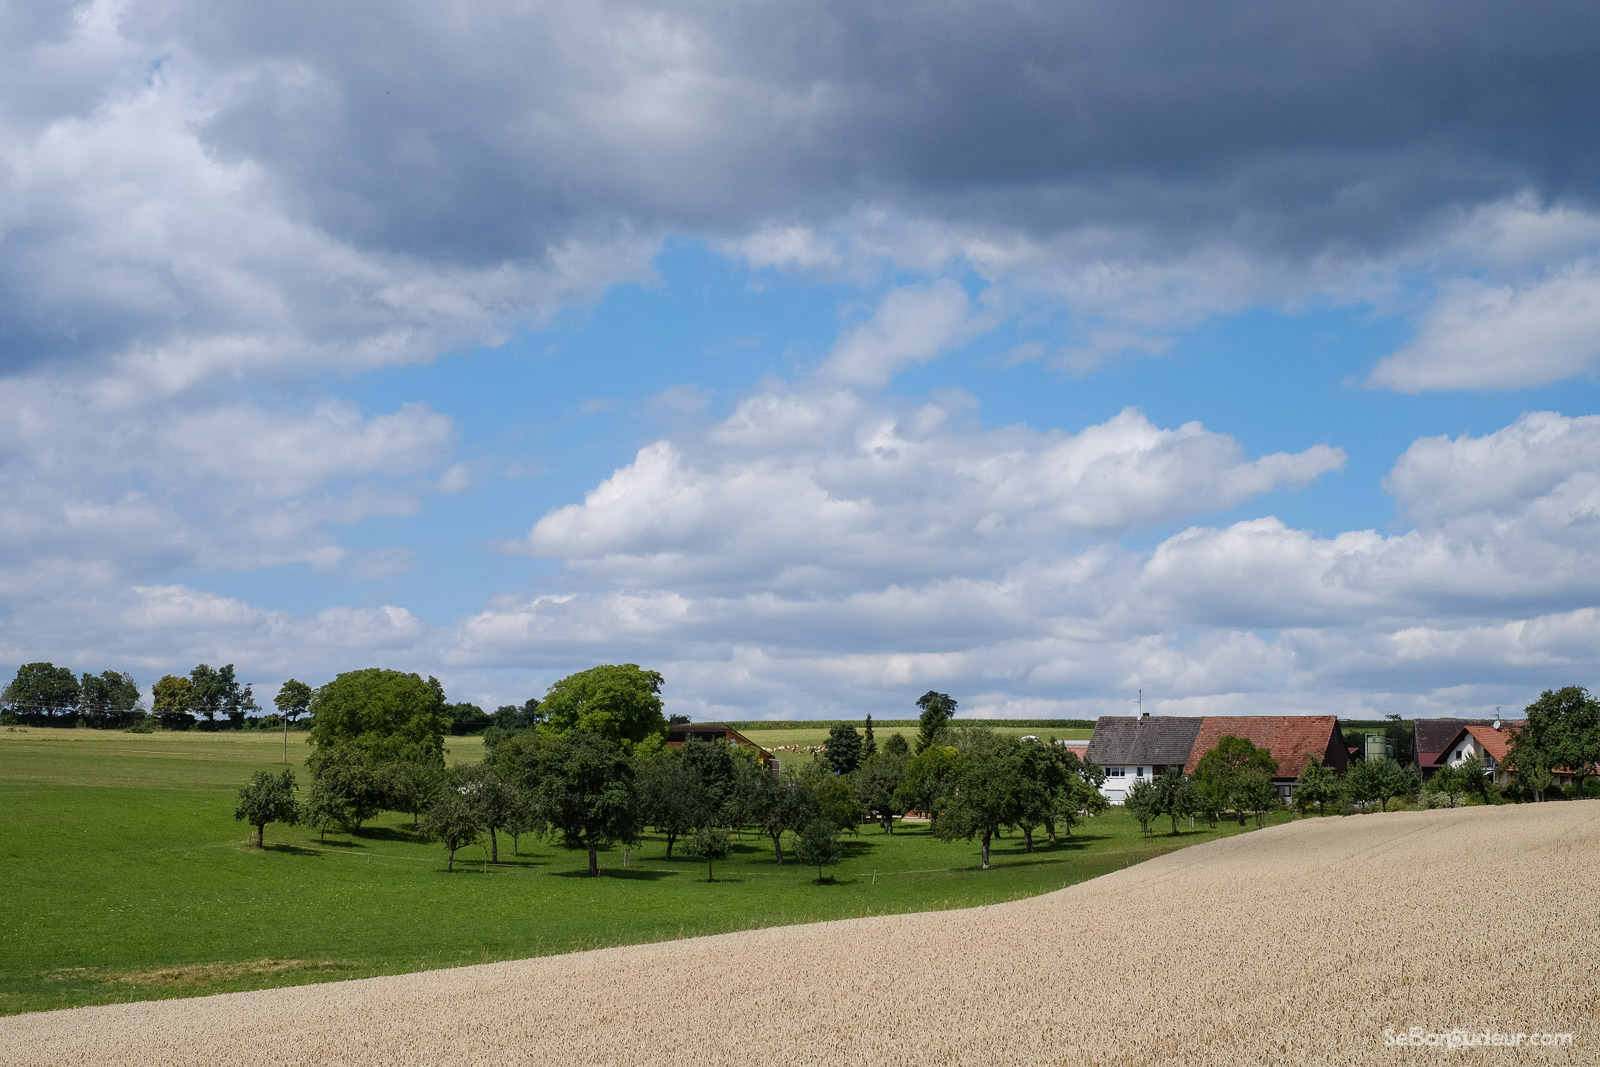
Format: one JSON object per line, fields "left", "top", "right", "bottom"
{"left": 306, "top": 742, "right": 384, "bottom": 830}
{"left": 307, "top": 668, "right": 449, "bottom": 767}
{"left": 855, "top": 751, "right": 907, "bottom": 833}
{"left": 540, "top": 663, "right": 666, "bottom": 746}
{"left": 751, "top": 768, "right": 817, "bottom": 863}
{"left": 533, "top": 731, "right": 640, "bottom": 876}
{"left": 457, "top": 764, "right": 521, "bottom": 863}
{"left": 78, "top": 671, "right": 141, "bottom": 728}
{"left": 1509, "top": 686, "right": 1600, "bottom": 799}
{"left": 1293, "top": 758, "right": 1339, "bottom": 816}
{"left": 446, "top": 702, "right": 493, "bottom": 736}
{"left": 2, "top": 662, "right": 80, "bottom": 724}
{"left": 807, "top": 765, "right": 865, "bottom": 833}
{"left": 190, "top": 663, "right": 256, "bottom": 729}
{"left": 914, "top": 691, "right": 957, "bottom": 753}
{"left": 636, "top": 751, "right": 705, "bottom": 859}
{"left": 418, "top": 790, "right": 483, "bottom": 872}
{"left": 151, "top": 674, "right": 197, "bottom": 730}
{"left": 1048, "top": 748, "right": 1107, "bottom": 840}
{"left": 1423, "top": 763, "right": 1466, "bottom": 809}
{"left": 861, "top": 715, "right": 877, "bottom": 759}
{"left": 376, "top": 759, "right": 445, "bottom": 828}
{"left": 895, "top": 744, "right": 959, "bottom": 830}
{"left": 1123, "top": 777, "right": 1158, "bottom": 837}
{"left": 234, "top": 769, "right": 299, "bottom": 847}
{"left": 932, "top": 732, "right": 1029, "bottom": 869}
{"left": 301, "top": 779, "right": 350, "bottom": 843}
{"left": 274, "top": 679, "right": 314, "bottom": 725}
{"left": 1194, "top": 735, "right": 1279, "bottom": 824}
{"left": 1011, "top": 740, "right": 1067, "bottom": 850}
{"left": 686, "top": 826, "right": 731, "bottom": 881}
{"left": 823, "top": 723, "right": 863, "bottom": 775}
{"left": 883, "top": 732, "right": 911, "bottom": 758}
{"left": 795, "top": 818, "right": 841, "bottom": 882}
{"left": 680, "top": 737, "right": 741, "bottom": 824}
{"left": 1454, "top": 755, "right": 1498, "bottom": 804}
{"left": 1235, "top": 768, "right": 1280, "bottom": 828}
{"left": 1344, "top": 756, "right": 1417, "bottom": 812}
{"left": 1150, "top": 768, "right": 1200, "bottom": 834}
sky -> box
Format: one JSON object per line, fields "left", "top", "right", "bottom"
{"left": 4, "top": 0, "right": 1600, "bottom": 721}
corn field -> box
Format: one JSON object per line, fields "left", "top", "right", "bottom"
{"left": 4, "top": 802, "right": 1596, "bottom": 1066}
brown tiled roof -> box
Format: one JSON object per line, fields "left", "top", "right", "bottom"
{"left": 1182, "top": 716, "right": 1343, "bottom": 780}
{"left": 665, "top": 722, "right": 774, "bottom": 762}
{"left": 1413, "top": 718, "right": 1525, "bottom": 762}
{"left": 1437, "top": 723, "right": 1518, "bottom": 764}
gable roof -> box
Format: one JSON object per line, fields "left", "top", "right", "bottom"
{"left": 1438, "top": 723, "right": 1518, "bottom": 764}
{"left": 1085, "top": 715, "right": 1203, "bottom": 768}
{"left": 1414, "top": 718, "right": 1525, "bottom": 767}
{"left": 1182, "top": 716, "right": 1343, "bottom": 780}
{"left": 665, "top": 722, "right": 774, "bottom": 763}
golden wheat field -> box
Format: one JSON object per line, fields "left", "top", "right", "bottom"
{"left": 3, "top": 802, "right": 1596, "bottom": 1067}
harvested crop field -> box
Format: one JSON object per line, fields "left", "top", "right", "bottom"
{"left": 4, "top": 803, "right": 1596, "bottom": 1066}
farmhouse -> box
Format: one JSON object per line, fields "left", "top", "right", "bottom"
{"left": 1412, "top": 717, "right": 1525, "bottom": 779}
{"left": 1434, "top": 722, "right": 1516, "bottom": 786}
{"left": 1084, "top": 714, "right": 1203, "bottom": 804}
{"left": 665, "top": 722, "right": 780, "bottom": 770}
{"left": 1087, "top": 713, "right": 1349, "bottom": 803}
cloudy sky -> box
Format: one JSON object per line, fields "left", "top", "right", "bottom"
{"left": 5, "top": 0, "right": 1600, "bottom": 720}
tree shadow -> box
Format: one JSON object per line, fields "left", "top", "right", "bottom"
{"left": 549, "top": 867, "right": 678, "bottom": 880}
{"left": 262, "top": 843, "right": 321, "bottom": 856}
{"left": 352, "top": 826, "right": 420, "bottom": 844}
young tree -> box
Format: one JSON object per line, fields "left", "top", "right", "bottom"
{"left": 1150, "top": 768, "right": 1200, "bottom": 834}
{"left": 151, "top": 674, "right": 197, "bottom": 731}
{"left": 1235, "top": 768, "right": 1280, "bottom": 827}
{"left": 795, "top": 818, "right": 841, "bottom": 882}
{"left": 861, "top": 715, "right": 877, "bottom": 760}
{"left": 1346, "top": 756, "right": 1419, "bottom": 812}
{"left": 751, "top": 768, "right": 817, "bottom": 863}
{"left": 806, "top": 765, "right": 865, "bottom": 833}
{"left": 1123, "top": 777, "right": 1158, "bottom": 837}
{"left": 234, "top": 769, "right": 299, "bottom": 847}
{"left": 823, "top": 723, "right": 863, "bottom": 775}
{"left": 540, "top": 663, "right": 667, "bottom": 746}
{"left": 376, "top": 759, "right": 445, "bottom": 828}
{"left": 1293, "top": 758, "right": 1338, "bottom": 816}
{"left": 307, "top": 742, "right": 384, "bottom": 830}
{"left": 914, "top": 691, "right": 957, "bottom": 753}
{"left": 686, "top": 826, "right": 731, "bottom": 881}
{"left": 534, "top": 731, "right": 641, "bottom": 876}
{"left": 308, "top": 668, "right": 450, "bottom": 767}
{"left": 1011, "top": 740, "right": 1067, "bottom": 851}
{"left": 457, "top": 764, "right": 521, "bottom": 863}
{"left": 301, "top": 779, "right": 351, "bottom": 843}
{"left": 894, "top": 743, "right": 959, "bottom": 830}
{"left": 855, "top": 751, "right": 907, "bottom": 832}
{"left": 1048, "top": 750, "right": 1108, "bottom": 840}
{"left": 1423, "top": 763, "right": 1466, "bottom": 808}
{"left": 882, "top": 732, "right": 911, "bottom": 758}
{"left": 274, "top": 679, "right": 314, "bottom": 725}
{"left": 418, "top": 790, "right": 483, "bottom": 872}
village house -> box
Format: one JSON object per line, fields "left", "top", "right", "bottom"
{"left": 665, "top": 721, "right": 780, "bottom": 771}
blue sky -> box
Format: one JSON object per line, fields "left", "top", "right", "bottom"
{"left": 4, "top": 1, "right": 1600, "bottom": 720}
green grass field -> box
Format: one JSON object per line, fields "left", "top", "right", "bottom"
{"left": 0, "top": 726, "right": 1253, "bottom": 1017}
{"left": 736, "top": 721, "right": 1092, "bottom": 750}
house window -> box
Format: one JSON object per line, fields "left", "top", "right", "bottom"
{"left": 1108, "top": 766, "right": 1126, "bottom": 777}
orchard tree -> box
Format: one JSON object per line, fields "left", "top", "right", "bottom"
{"left": 302, "top": 780, "right": 351, "bottom": 843}
{"left": 855, "top": 751, "right": 907, "bottom": 833}
{"left": 752, "top": 769, "right": 818, "bottom": 863}
{"left": 1151, "top": 768, "right": 1201, "bottom": 834}
{"left": 1123, "top": 777, "right": 1158, "bottom": 837}
{"left": 687, "top": 826, "right": 731, "bottom": 881}
{"left": 307, "top": 742, "right": 384, "bottom": 830}
{"left": 636, "top": 750, "right": 705, "bottom": 858}
{"left": 419, "top": 790, "right": 484, "bottom": 872}
{"left": 795, "top": 818, "right": 841, "bottom": 883}
{"left": 1510, "top": 686, "right": 1600, "bottom": 799}
{"left": 274, "top": 679, "right": 313, "bottom": 725}
{"left": 1049, "top": 749, "right": 1108, "bottom": 840}
{"left": 1345, "top": 756, "right": 1417, "bottom": 812}
{"left": 457, "top": 764, "right": 521, "bottom": 863}
{"left": 534, "top": 731, "right": 640, "bottom": 876}
{"left": 1293, "top": 758, "right": 1339, "bottom": 816}
{"left": 540, "top": 663, "right": 666, "bottom": 746}
{"left": 932, "top": 731, "right": 1029, "bottom": 869}
{"left": 1194, "top": 735, "right": 1278, "bottom": 824}
{"left": 914, "top": 691, "right": 957, "bottom": 753}
{"left": 1236, "top": 768, "right": 1280, "bottom": 827}
{"left": 235, "top": 769, "right": 299, "bottom": 847}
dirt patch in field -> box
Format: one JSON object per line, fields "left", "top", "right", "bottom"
{"left": 44, "top": 960, "right": 344, "bottom": 987}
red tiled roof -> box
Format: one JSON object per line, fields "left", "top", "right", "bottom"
{"left": 1437, "top": 723, "right": 1518, "bottom": 764}
{"left": 1182, "top": 716, "right": 1343, "bottom": 779}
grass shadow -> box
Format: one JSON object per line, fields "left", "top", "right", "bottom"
{"left": 549, "top": 867, "right": 679, "bottom": 881}
{"left": 352, "top": 826, "right": 420, "bottom": 844}
{"left": 262, "top": 843, "right": 321, "bottom": 856}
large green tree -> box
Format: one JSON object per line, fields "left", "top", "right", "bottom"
{"left": 2, "top": 662, "right": 80, "bottom": 724}
{"left": 78, "top": 670, "right": 141, "bottom": 728}
{"left": 189, "top": 663, "right": 255, "bottom": 729}
{"left": 1293, "top": 758, "right": 1340, "bottom": 816}
{"left": 932, "top": 731, "right": 1029, "bottom": 869}
{"left": 151, "top": 674, "right": 196, "bottom": 730}
{"left": 534, "top": 731, "right": 641, "bottom": 876}
{"left": 1344, "top": 756, "right": 1418, "bottom": 812}
{"left": 894, "top": 743, "right": 959, "bottom": 830}
{"left": 823, "top": 723, "right": 863, "bottom": 774}
{"left": 1509, "top": 686, "right": 1600, "bottom": 799}
{"left": 307, "top": 668, "right": 449, "bottom": 767}
{"left": 914, "top": 691, "right": 957, "bottom": 753}
{"left": 541, "top": 664, "right": 666, "bottom": 746}
{"left": 635, "top": 750, "right": 705, "bottom": 859}
{"left": 1194, "top": 735, "right": 1279, "bottom": 824}
{"left": 855, "top": 751, "right": 907, "bottom": 833}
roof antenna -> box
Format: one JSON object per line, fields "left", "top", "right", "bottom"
{"left": 1139, "top": 688, "right": 1146, "bottom": 719}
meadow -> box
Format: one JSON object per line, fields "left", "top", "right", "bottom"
{"left": 2, "top": 726, "right": 1222, "bottom": 1016}
{"left": 7, "top": 800, "right": 1595, "bottom": 1066}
